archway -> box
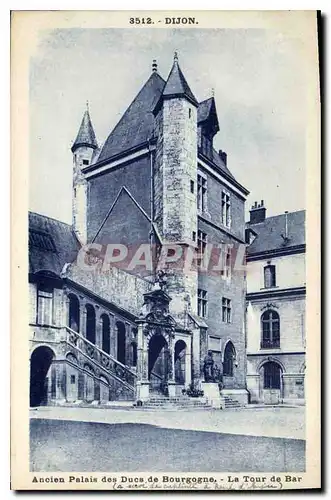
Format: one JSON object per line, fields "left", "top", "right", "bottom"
{"left": 30, "top": 346, "right": 55, "bottom": 407}
{"left": 116, "top": 321, "right": 126, "bottom": 365}
{"left": 85, "top": 304, "right": 96, "bottom": 344}
{"left": 263, "top": 361, "right": 282, "bottom": 389}
{"left": 68, "top": 294, "right": 80, "bottom": 332}
{"left": 174, "top": 340, "right": 186, "bottom": 384}
{"left": 130, "top": 341, "right": 137, "bottom": 367}
{"left": 101, "top": 314, "right": 110, "bottom": 354}
{"left": 260, "top": 360, "right": 283, "bottom": 404}
{"left": 148, "top": 333, "right": 168, "bottom": 394}
{"left": 223, "top": 341, "right": 236, "bottom": 377}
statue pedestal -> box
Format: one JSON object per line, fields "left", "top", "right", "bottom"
{"left": 202, "top": 382, "right": 223, "bottom": 409}
{"left": 168, "top": 381, "right": 176, "bottom": 398}
{"left": 136, "top": 381, "right": 150, "bottom": 402}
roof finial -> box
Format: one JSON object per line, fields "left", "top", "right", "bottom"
{"left": 211, "top": 88, "right": 215, "bottom": 98}
{"left": 86, "top": 100, "right": 89, "bottom": 112}
{"left": 152, "top": 59, "right": 158, "bottom": 73}
{"left": 174, "top": 51, "right": 178, "bottom": 62}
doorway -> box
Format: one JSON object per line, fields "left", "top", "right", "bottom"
{"left": 30, "top": 346, "right": 54, "bottom": 407}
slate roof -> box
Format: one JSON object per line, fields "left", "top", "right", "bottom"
{"left": 29, "top": 212, "right": 81, "bottom": 277}
{"left": 72, "top": 109, "right": 98, "bottom": 153}
{"left": 97, "top": 72, "right": 166, "bottom": 163}
{"left": 247, "top": 210, "right": 305, "bottom": 255}
{"left": 162, "top": 57, "right": 198, "bottom": 106}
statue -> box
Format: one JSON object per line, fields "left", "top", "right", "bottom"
{"left": 156, "top": 270, "right": 167, "bottom": 291}
{"left": 203, "top": 350, "right": 216, "bottom": 382}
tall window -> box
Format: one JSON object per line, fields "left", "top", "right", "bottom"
{"left": 264, "top": 265, "right": 276, "bottom": 288}
{"left": 198, "top": 289, "right": 208, "bottom": 317}
{"left": 261, "top": 310, "right": 280, "bottom": 348}
{"left": 221, "top": 246, "right": 232, "bottom": 279}
{"left": 197, "top": 230, "right": 207, "bottom": 267}
{"left": 221, "top": 191, "right": 231, "bottom": 227}
{"left": 222, "top": 298, "right": 232, "bottom": 323}
{"left": 37, "top": 284, "right": 54, "bottom": 325}
{"left": 197, "top": 174, "right": 207, "bottom": 211}
{"left": 223, "top": 341, "right": 235, "bottom": 376}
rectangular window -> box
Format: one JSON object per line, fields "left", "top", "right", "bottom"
{"left": 197, "top": 174, "right": 207, "bottom": 211}
{"left": 222, "top": 297, "right": 232, "bottom": 323}
{"left": 197, "top": 230, "right": 207, "bottom": 267}
{"left": 37, "top": 284, "right": 54, "bottom": 325}
{"left": 192, "top": 231, "right": 196, "bottom": 242}
{"left": 198, "top": 289, "right": 208, "bottom": 318}
{"left": 264, "top": 265, "right": 276, "bottom": 288}
{"left": 82, "top": 159, "right": 89, "bottom": 166}
{"left": 221, "top": 191, "right": 231, "bottom": 227}
{"left": 220, "top": 246, "right": 232, "bottom": 279}
{"left": 190, "top": 180, "right": 195, "bottom": 193}
{"left": 70, "top": 375, "right": 76, "bottom": 384}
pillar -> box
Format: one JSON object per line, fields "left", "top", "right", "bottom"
{"left": 79, "top": 299, "right": 86, "bottom": 336}
{"left": 167, "top": 331, "right": 176, "bottom": 397}
{"left": 136, "top": 323, "right": 150, "bottom": 401}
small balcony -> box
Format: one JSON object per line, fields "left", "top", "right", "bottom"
{"left": 260, "top": 340, "right": 280, "bottom": 349}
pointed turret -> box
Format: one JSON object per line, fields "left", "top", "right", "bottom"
{"left": 71, "top": 103, "right": 98, "bottom": 153}
{"left": 162, "top": 52, "right": 198, "bottom": 106}
{"left": 71, "top": 102, "right": 98, "bottom": 244}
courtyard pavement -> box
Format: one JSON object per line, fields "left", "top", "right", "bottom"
{"left": 30, "top": 405, "right": 305, "bottom": 440}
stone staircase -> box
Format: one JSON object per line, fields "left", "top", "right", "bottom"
{"left": 134, "top": 394, "right": 212, "bottom": 410}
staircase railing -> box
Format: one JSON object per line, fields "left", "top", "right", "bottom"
{"left": 65, "top": 326, "right": 137, "bottom": 391}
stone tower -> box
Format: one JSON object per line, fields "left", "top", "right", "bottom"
{"left": 153, "top": 53, "right": 198, "bottom": 320}
{"left": 71, "top": 103, "right": 98, "bottom": 244}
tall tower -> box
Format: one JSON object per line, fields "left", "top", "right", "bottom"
{"left": 153, "top": 53, "right": 199, "bottom": 320}
{"left": 71, "top": 103, "right": 98, "bottom": 244}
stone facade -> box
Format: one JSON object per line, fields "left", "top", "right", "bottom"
{"left": 29, "top": 56, "right": 251, "bottom": 407}
{"left": 245, "top": 209, "right": 306, "bottom": 405}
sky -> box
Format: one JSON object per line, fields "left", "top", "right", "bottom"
{"left": 29, "top": 28, "right": 307, "bottom": 224}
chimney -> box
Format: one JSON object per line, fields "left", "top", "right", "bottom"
{"left": 249, "top": 200, "right": 266, "bottom": 224}
{"left": 219, "top": 150, "right": 227, "bottom": 166}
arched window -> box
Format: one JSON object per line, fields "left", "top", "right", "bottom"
{"left": 261, "top": 310, "right": 280, "bottom": 348}
{"left": 263, "top": 361, "right": 281, "bottom": 389}
{"left": 68, "top": 294, "right": 80, "bottom": 332}
{"left": 101, "top": 314, "right": 110, "bottom": 354}
{"left": 85, "top": 304, "right": 96, "bottom": 344}
{"left": 223, "top": 341, "right": 235, "bottom": 377}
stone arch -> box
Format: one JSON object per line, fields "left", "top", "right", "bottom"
{"left": 30, "top": 346, "right": 55, "bottom": 407}
{"left": 85, "top": 304, "right": 96, "bottom": 344}
{"left": 66, "top": 352, "right": 79, "bottom": 365}
{"left": 68, "top": 293, "right": 80, "bottom": 332}
{"left": 100, "top": 314, "right": 111, "bottom": 354}
{"left": 257, "top": 356, "right": 286, "bottom": 374}
{"left": 174, "top": 339, "right": 186, "bottom": 384}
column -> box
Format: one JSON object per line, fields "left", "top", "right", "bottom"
{"left": 109, "top": 314, "right": 116, "bottom": 358}
{"left": 95, "top": 309, "right": 102, "bottom": 350}
{"left": 167, "top": 331, "right": 176, "bottom": 398}
{"left": 79, "top": 299, "right": 86, "bottom": 336}
{"left": 54, "top": 362, "right": 66, "bottom": 403}
{"left": 136, "top": 323, "right": 150, "bottom": 401}
{"left": 185, "top": 341, "right": 192, "bottom": 386}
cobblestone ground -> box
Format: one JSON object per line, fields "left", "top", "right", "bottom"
{"left": 30, "top": 407, "right": 305, "bottom": 473}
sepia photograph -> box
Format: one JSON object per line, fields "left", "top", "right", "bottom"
{"left": 10, "top": 10, "right": 320, "bottom": 490}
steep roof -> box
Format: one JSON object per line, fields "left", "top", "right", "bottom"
{"left": 29, "top": 212, "right": 81, "bottom": 277}
{"left": 71, "top": 108, "right": 98, "bottom": 153}
{"left": 161, "top": 55, "right": 198, "bottom": 106}
{"left": 97, "top": 72, "right": 166, "bottom": 163}
{"left": 247, "top": 210, "right": 305, "bottom": 255}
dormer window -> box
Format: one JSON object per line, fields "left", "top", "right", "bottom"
{"left": 82, "top": 159, "right": 89, "bottom": 166}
